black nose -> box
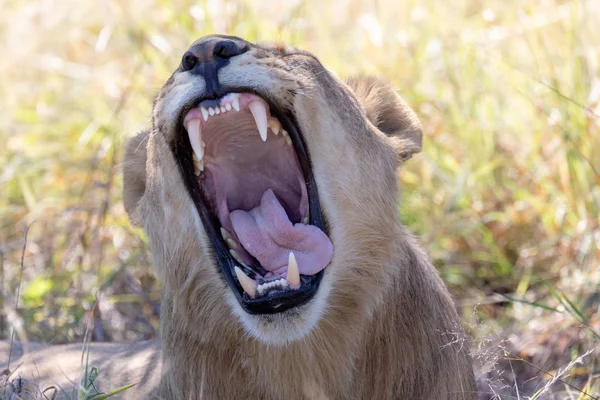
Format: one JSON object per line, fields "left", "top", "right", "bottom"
{"left": 180, "top": 36, "right": 250, "bottom": 97}
{"left": 213, "top": 40, "right": 246, "bottom": 59}
{"left": 180, "top": 39, "right": 249, "bottom": 72}
{"left": 181, "top": 51, "right": 198, "bottom": 71}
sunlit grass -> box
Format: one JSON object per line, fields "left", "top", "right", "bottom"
{"left": 0, "top": 0, "right": 598, "bottom": 397}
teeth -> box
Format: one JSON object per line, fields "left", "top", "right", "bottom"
{"left": 257, "top": 278, "right": 289, "bottom": 295}
{"left": 226, "top": 238, "right": 238, "bottom": 250}
{"left": 235, "top": 267, "right": 257, "bottom": 298}
{"left": 287, "top": 251, "right": 300, "bottom": 287}
{"left": 249, "top": 101, "right": 268, "bottom": 142}
{"left": 268, "top": 118, "right": 281, "bottom": 135}
{"left": 192, "top": 152, "right": 204, "bottom": 175}
{"left": 220, "top": 227, "right": 231, "bottom": 241}
{"left": 186, "top": 119, "right": 204, "bottom": 163}
{"left": 303, "top": 210, "right": 310, "bottom": 225}
{"left": 282, "top": 129, "right": 292, "bottom": 146}
{"left": 193, "top": 97, "right": 289, "bottom": 156}
{"left": 230, "top": 249, "right": 243, "bottom": 264}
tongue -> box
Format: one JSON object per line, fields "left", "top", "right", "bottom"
{"left": 230, "top": 189, "right": 333, "bottom": 276}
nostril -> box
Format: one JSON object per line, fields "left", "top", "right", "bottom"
{"left": 213, "top": 40, "right": 247, "bottom": 59}
{"left": 181, "top": 51, "right": 198, "bottom": 71}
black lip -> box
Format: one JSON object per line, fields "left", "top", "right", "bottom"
{"left": 171, "top": 85, "right": 326, "bottom": 315}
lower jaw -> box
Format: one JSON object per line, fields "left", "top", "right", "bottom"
{"left": 229, "top": 277, "right": 331, "bottom": 346}
{"left": 236, "top": 270, "right": 325, "bottom": 314}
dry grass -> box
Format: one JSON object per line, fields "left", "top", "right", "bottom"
{"left": 0, "top": 0, "right": 598, "bottom": 398}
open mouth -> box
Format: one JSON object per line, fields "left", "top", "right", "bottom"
{"left": 172, "top": 91, "right": 333, "bottom": 315}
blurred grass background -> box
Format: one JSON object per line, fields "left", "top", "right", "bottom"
{"left": 0, "top": 0, "right": 598, "bottom": 398}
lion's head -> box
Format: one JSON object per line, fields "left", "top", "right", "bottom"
{"left": 123, "top": 35, "right": 422, "bottom": 345}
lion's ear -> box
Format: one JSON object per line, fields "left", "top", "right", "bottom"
{"left": 347, "top": 76, "right": 422, "bottom": 161}
{"left": 123, "top": 130, "right": 149, "bottom": 226}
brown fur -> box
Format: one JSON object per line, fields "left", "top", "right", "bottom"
{"left": 2, "top": 36, "right": 476, "bottom": 399}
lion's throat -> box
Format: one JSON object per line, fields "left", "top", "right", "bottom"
{"left": 230, "top": 189, "right": 332, "bottom": 277}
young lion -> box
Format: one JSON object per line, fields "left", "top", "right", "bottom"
{"left": 2, "top": 35, "right": 476, "bottom": 399}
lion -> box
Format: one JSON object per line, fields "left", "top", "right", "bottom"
{"left": 2, "top": 35, "right": 476, "bottom": 399}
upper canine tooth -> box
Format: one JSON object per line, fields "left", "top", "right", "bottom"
{"left": 287, "top": 251, "right": 300, "bottom": 288}
{"left": 234, "top": 267, "right": 257, "bottom": 298}
{"left": 249, "top": 101, "right": 268, "bottom": 142}
{"left": 186, "top": 119, "right": 203, "bottom": 161}
{"left": 232, "top": 98, "right": 240, "bottom": 112}
{"left": 201, "top": 107, "right": 209, "bottom": 121}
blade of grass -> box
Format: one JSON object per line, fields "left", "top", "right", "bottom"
{"left": 541, "top": 279, "right": 600, "bottom": 340}
{"left": 500, "top": 293, "right": 562, "bottom": 313}
{"left": 87, "top": 383, "right": 136, "bottom": 399}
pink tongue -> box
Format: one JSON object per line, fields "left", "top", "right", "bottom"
{"left": 230, "top": 189, "right": 333, "bottom": 276}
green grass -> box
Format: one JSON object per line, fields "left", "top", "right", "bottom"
{"left": 0, "top": 0, "right": 598, "bottom": 398}
{"left": 76, "top": 352, "right": 135, "bottom": 400}
{"left": 1, "top": 361, "right": 134, "bottom": 400}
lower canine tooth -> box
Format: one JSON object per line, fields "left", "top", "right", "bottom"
{"left": 302, "top": 216, "right": 309, "bottom": 225}
{"left": 287, "top": 251, "right": 300, "bottom": 287}
{"left": 234, "top": 267, "right": 257, "bottom": 298}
